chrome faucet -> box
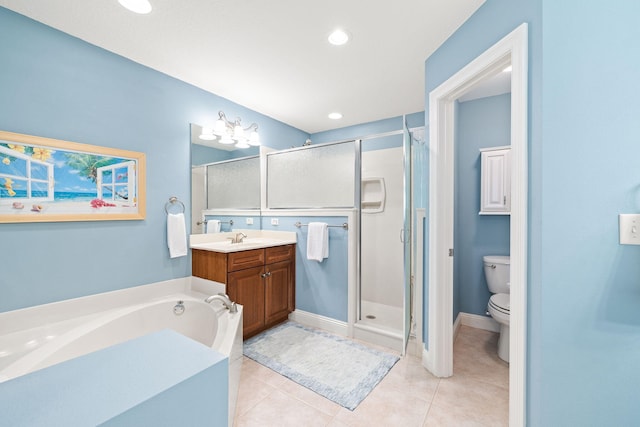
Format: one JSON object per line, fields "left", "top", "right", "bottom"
{"left": 228, "top": 232, "right": 247, "bottom": 244}
{"left": 204, "top": 293, "right": 238, "bottom": 313}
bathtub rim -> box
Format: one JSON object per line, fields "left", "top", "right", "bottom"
{"left": 0, "top": 276, "right": 225, "bottom": 336}
{"left": 0, "top": 294, "right": 236, "bottom": 383}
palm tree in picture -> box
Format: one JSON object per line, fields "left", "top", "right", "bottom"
{"left": 63, "top": 153, "right": 118, "bottom": 183}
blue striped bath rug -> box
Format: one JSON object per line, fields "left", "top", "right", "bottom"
{"left": 243, "top": 321, "right": 399, "bottom": 410}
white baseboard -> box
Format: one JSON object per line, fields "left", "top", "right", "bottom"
{"left": 456, "top": 312, "right": 500, "bottom": 333}
{"left": 453, "top": 313, "right": 462, "bottom": 341}
{"left": 288, "top": 310, "right": 348, "bottom": 337}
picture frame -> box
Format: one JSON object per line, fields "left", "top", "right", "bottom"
{"left": 0, "top": 130, "right": 146, "bottom": 223}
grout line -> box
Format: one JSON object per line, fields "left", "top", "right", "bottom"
{"left": 421, "top": 378, "right": 441, "bottom": 426}
{"left": 233, "top": 374, "right": 279, "bottom": 423}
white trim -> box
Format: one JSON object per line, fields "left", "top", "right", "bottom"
{"left": 457, "top": 312, "right": 500, "bottom": 333}
{"left": 428, "top": 23, "right": 528, "bottom": 427}
{"left": 453, "top": 312, "right": 462, "bottom": 341}
{"left": 288, "top": 309, "right": 349, "bottom": 336}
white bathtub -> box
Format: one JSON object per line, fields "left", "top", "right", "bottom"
{"left": 0, "top": 277, "right": 242, "bottom": 425}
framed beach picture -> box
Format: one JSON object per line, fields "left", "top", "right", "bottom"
{"left": 0, "top": 130, "right": 146, "bottom": 223}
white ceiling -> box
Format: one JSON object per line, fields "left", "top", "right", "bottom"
{"left": 0, "top": 0, "right": 485, "bottom": 133}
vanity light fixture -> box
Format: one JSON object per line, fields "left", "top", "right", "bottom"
{"left": 328, "top": 29, "right": 350, "bottom": 46}
{"left": 118, "top": 0, "right": 152, "bottom": 14}
{"left": 328, "top": 112, "right": 343, "bottom": 120}
{"left": 199, "top": 111, "right": 260, "bottom": 148}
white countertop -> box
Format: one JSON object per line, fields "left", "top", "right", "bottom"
{"left": 190, "top": 230, "right": 296, "bottom": 253}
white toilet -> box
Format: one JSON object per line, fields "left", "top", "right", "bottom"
{"left": 483, "top": 255, "right": 510, "bottom": 362}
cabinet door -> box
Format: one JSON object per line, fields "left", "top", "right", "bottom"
{"left": 228, "top": 266, "right": 265, "bottom": 338}
{"left": 480, "top": 148, "right": 511, "bottom": 214}
{"left": 264, "top": 260, "right": 292, "bottom": 326}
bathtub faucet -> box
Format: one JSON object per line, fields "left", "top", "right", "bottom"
{"left": 205, "top": 293, "right": 238, "bottom": 313}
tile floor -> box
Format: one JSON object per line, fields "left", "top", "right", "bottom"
{"left": 234, "top": 325, "right": 508, "bottom": 426}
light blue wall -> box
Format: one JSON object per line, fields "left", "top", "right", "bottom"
{"left": 537, "top": 1, "right": 640, "bottom": 425}
{"left": 0, "top": 8, "right": 308, "bottom": 313}
{"left": 262, "top": 216, "right": 349, "bottom": 322}
{"left": 454, "top": 94, "right": 510, "bottom": 318}
{"left": 428, "top": 0, "right": 640, "bottom": 424}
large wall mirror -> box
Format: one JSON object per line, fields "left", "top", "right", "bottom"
{"left": 190, "top": 123, "right": 261, "bottom": 234}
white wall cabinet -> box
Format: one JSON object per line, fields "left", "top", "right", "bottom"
{"left": 479, "top": 146, "right": 511, "bottom": 215}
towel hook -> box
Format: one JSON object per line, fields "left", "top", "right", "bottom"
{"left": 165, "top": 196, "right": 185, "bottom": 214}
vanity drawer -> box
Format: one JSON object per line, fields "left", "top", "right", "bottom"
{"left": 266, "top": 244, "right": 295, "bottom": 264}
{"left": 228, "top": 249, "right": 265, "bottom": 271}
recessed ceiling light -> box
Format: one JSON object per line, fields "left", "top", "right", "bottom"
{"left": 328, "top": 29, "right": 350, "bottom": 46}
{"left": 328, "top": 112, "right": 343, "bottom": 120}
{"left": 118, "top": 0, "right": 152, "bottom": 14}
{"left": 502, "top": 65, "right": 512, "bottom": 73}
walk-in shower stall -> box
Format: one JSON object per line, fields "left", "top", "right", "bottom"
{"left": 354, "top": 120, "right": 426, "bottom": 354}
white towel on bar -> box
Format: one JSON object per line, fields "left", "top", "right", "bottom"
{"left": 206, "top": 219, "right": 221, "bottom": 233}
{"left": 307, "top": 222, "right": 329, "bottom": 262}
{"left": 167, "top": 213, "right": 187, "bottom": 258}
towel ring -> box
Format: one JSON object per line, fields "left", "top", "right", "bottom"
{"left": 165, "top": 196, "right": 185, "bottom": 214}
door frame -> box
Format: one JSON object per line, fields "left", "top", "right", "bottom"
{"left": 426, "top": 23, "right": 528, "bottom": 426}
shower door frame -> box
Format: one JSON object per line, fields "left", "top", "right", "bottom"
{"left": 351, "top": 128, "right": 420, "bottom": 355}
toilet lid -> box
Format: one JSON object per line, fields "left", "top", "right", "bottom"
{"left": 489, "top": 293, "right": 510, "bottom": 314}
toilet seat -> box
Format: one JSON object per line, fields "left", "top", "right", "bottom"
{"left": 489, "top": 293, "right": 510, "bottom": 315}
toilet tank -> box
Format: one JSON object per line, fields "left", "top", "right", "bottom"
{"left": 483, "top": 255, "right": 510, "bottom": 294}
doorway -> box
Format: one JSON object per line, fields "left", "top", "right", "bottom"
{"left": 426, "top": 23, "right": 528, "bottom": 426}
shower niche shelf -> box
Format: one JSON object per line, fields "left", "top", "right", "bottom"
{"left": 361, "top": 177, "right": 386, "bottom": 214}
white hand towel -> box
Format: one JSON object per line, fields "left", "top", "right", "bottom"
{"left": 167, "top": 213, "right": 187, "bottom": 258}
{"left": 307, "top": 222, "right": 329, "bottom": 262}
{"left": 206, "top": 219, "right": 221, "bottom": 233}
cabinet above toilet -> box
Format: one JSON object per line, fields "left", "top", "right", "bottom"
{"left": 479, "top": 146, "right": 511, "bottom": 215}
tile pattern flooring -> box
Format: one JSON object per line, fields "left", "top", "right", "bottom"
{"left": 234, "top": 325, "right": 508, "bottom": 426}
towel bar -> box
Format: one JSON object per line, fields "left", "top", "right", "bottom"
{"left": 294, "top": 221, "right": 348, "bottom": 230}
{"left": 196, "top": 219, "right": 234, "bottom": 226}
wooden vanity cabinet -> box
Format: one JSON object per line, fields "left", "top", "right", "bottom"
{"left": 192, "top": 244, "right": 295, "bottom": 339}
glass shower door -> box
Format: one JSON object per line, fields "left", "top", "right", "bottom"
{"left": 402, "top": 117, "right": 412, "bottom": 355}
